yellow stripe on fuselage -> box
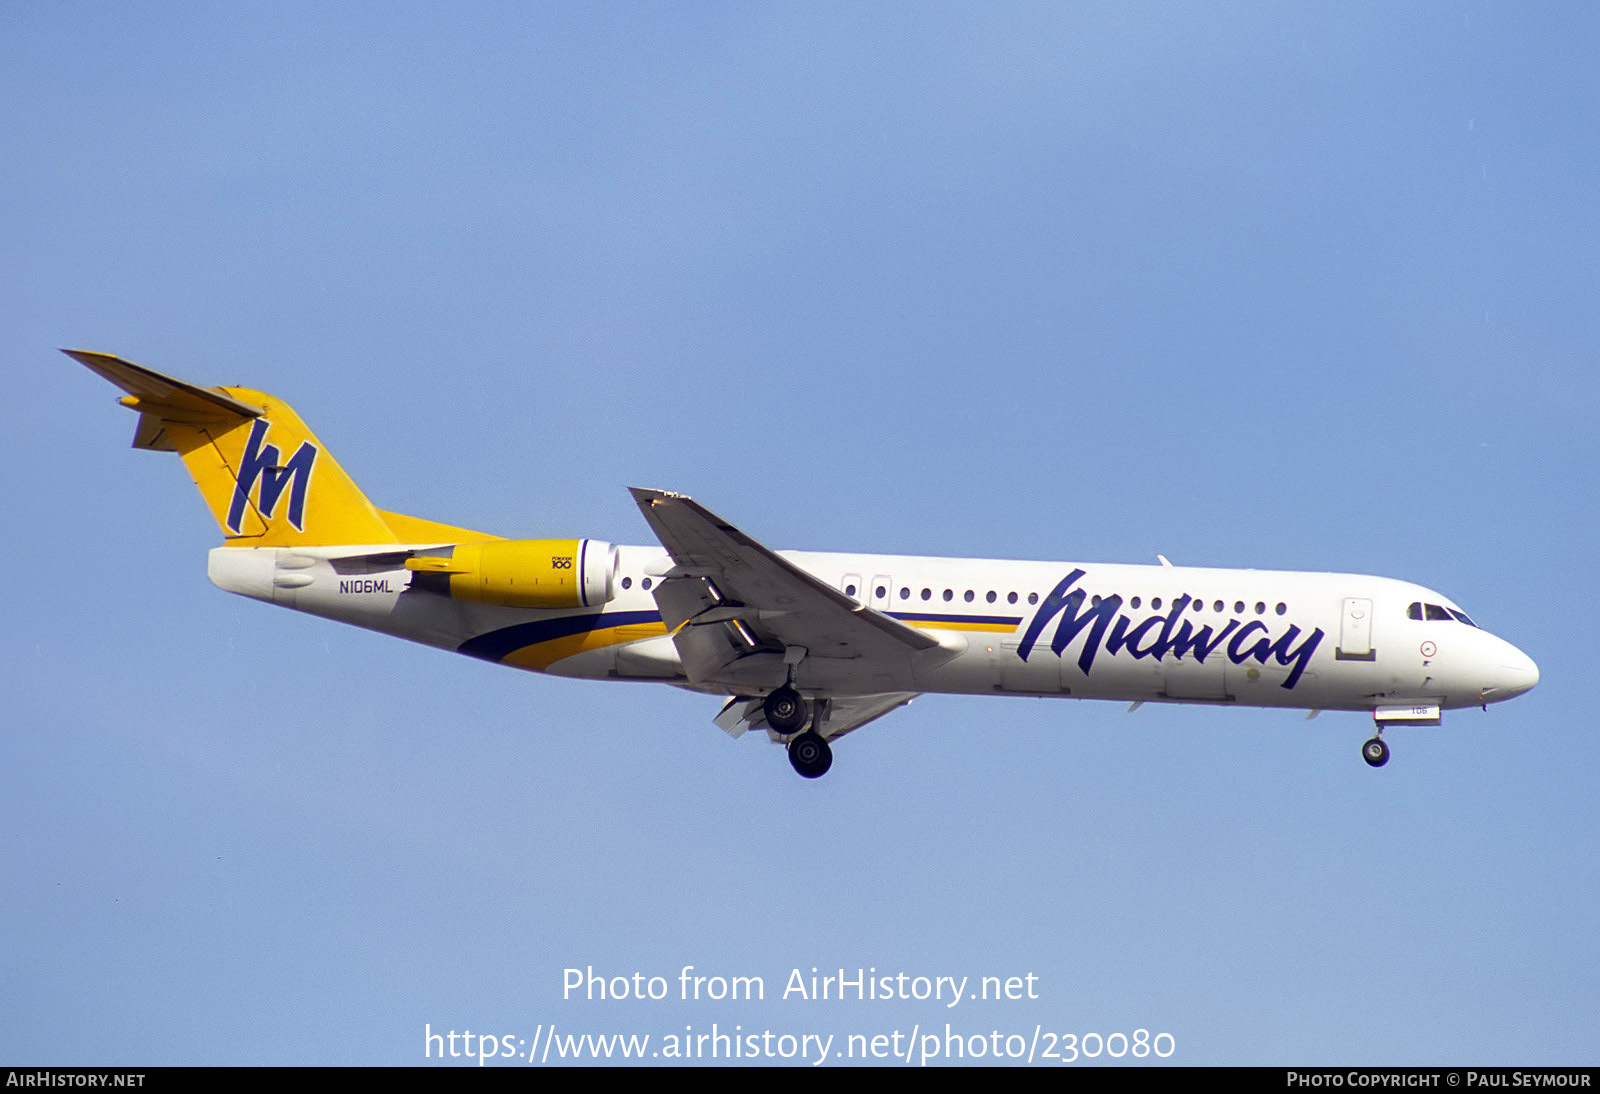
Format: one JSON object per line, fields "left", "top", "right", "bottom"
{"left": 500, "top": 621, "right": 670, "bottom": 672}
{"left": 900, "top": 618, "right": 1019, "bottom": 633}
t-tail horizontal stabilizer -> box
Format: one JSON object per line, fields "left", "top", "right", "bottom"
{"left": 65, "top": 349, "right": 465, "bottom": 548}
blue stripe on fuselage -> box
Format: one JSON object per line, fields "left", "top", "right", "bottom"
{"left": 458, "top": 610, "right": 663, "bottom": 663}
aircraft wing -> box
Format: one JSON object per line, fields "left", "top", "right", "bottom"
{"left": 629, "top": 488, "right": 940, "bottom": 691}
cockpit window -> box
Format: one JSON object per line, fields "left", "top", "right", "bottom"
{"left": 1410, "top": 600, "right": 1472, "bottom": 624}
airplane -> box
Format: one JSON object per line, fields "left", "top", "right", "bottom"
{"left": 68, "top": 350, "right": 1540, "bottom": 779}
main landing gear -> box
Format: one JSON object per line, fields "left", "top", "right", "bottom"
{"left": 787, "top": 731, "right": 833, "bottom": 779}
{"left": 762, "top": 685, "right": 807, "bottom": 733}
{"left": 1362, "top": 735, "right": 1390, "bottom": 768}
{"left": 763, "top": 685, "right": 834, "bottom": 778}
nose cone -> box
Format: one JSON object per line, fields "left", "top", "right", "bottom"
{"left": 1483, "top": 642, "right": 1539, "bottom": 703}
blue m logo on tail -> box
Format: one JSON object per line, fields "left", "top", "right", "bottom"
{"left": 226, "top": 418, "right": 317, "bottom": 534}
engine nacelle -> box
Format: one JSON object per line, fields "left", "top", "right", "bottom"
{"left": 406, "top": 538, "right": 618, "bottom": 609}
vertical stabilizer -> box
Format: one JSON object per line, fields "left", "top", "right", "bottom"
{"left": 67, "top": 350, "right": 401, "bottom": 547}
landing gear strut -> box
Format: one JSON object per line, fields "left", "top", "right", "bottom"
{"left": 787, "top": 731, "right": 833, "bottom": 779}
{"left": 1362, "top": 735, "right": 1390, "bottom": 768}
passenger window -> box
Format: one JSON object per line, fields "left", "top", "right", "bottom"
{"left": 986, "top": 591, "right": 997, "bottom": 604}
{"left": 642, "top": 578, "right": 652, "bottom": 591}
{"left": 1213, "top": 600, "right": 1224, "bottom": 613}
{"left": 963, "top": 590, "right": 974, "bottom": 603}
{"left": 1234, "top": 601, "right": 1244, "bottom": 614}
{"left": 921, "top": 588, "right": 932, "bottom": 601}
{"left": 900, "top": 587, "right": 910, "bottom": 600}
{"left": 1275, "top": 602, "right": 1286, "bottom": 615}
{"left": 621, "top": 576, "right": 632, "bottom": 590}
{"left": 1130, "top": 596, "right": 1141, "bottom": 610}
{"left": 1007, "top": 592, "right": 1018, "bottom": 605}
{"left": 1028, "top": 592, "right": 1038, "bottom": 605}
{"left": 1152, "top": 598, "right": 1162, "bottom": 610}
{"left": 1255, "top": 602, "right": 1266, "bottom": 615}
{"left": 943, "top": 589, "right": 953, "bottom": 602}
{"left": 845, "top": 584, "right": 857, "bottom": 598}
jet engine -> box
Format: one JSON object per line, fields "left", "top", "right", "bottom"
{"left": 405, "top": 538, "right": 618, "bottom": 609}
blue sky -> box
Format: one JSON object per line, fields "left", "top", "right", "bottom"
{"left": 3, "top": 1, "right": 1595, "bottom": 1066}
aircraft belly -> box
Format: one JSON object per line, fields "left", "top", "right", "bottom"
{"left": 912, "top": 648, "right": 996, "bottom": 695}
{"left": 990, "top": 643, "right": 1338, "bottom": 709}
{"left": 544, "top": 645, "right": 619, "bottom": 679}
{"left": 801, "top": 656, "right": 916, "bottom": 696}
{"left": 1083, "top": 655, "right": 1166, "bottom": 702}
{"left": 1161, "top": 658, "right": 1229, "bottom": 700}
{"left": 612, "top": 634, "right": 687, "bottom": 681}
{"left": 1230, "top": 663, "right": 1329, "bottom": 708}
{"left": 997, "top": 638, "right": 1060, "bottom": 696}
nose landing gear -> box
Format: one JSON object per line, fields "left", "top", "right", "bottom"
{"left": 1361, "top": 735, "right": 1390, "bottom": 768}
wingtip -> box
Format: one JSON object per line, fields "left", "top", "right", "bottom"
{"left": 629, "top": 486, "right": 681, "bottom": 505}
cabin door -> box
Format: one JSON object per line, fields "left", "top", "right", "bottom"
{"left": 1336, "top": 597, "right": 1375, "bottom": 661}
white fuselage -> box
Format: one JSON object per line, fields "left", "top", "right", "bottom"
{"left": 208, "top": 544, "right": 1540, "bottom": 716}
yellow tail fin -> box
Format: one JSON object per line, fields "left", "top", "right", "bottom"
{"left": 68, "top": 350, "right": 490, "bottom": 547}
